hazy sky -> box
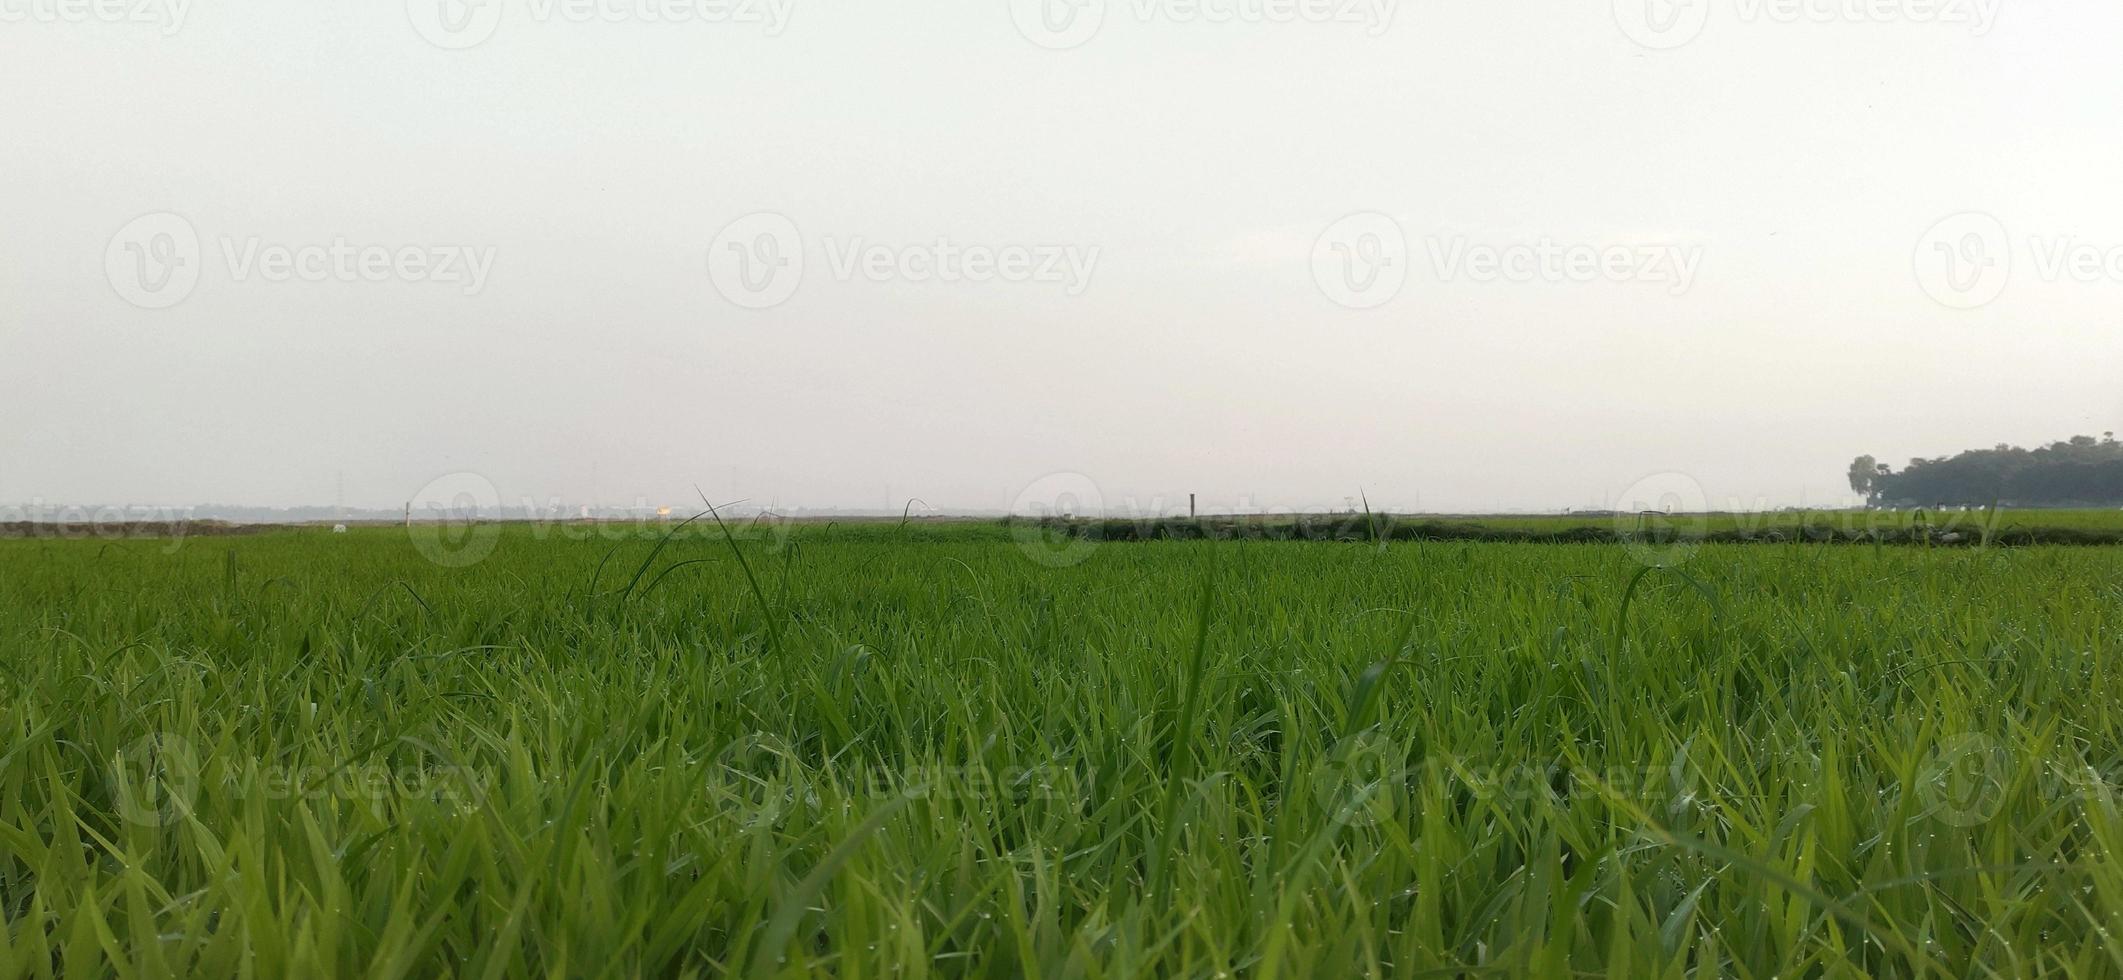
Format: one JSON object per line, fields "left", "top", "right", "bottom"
{"left": 5, "top": 0, "right": 2119, "bottom": 516}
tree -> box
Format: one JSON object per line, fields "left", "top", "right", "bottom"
{"left": 1848, "top": 455, "right": 1879, "bottom": 499}
{"left": 1856, "top": 436, "right": 2123, "bottom": 507}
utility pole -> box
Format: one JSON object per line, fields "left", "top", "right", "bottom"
{"left": 1189, "top": 493, "right": 1196, "bottom": 519}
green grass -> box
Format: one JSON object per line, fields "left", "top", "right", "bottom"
{"left": 3, "top": 523, "right": 2123, "bottom": 977}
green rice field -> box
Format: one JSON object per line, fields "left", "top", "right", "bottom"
{"left": 3, "top": 520, "right": 2122, "bottom": 976}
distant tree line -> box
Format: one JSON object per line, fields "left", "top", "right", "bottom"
{"left": 1849, "top": 434, "right": 2123, "bottom": 507}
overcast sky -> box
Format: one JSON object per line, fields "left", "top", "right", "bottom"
{"left": 5, "top": 0, "right": 2119, "bottom": 516}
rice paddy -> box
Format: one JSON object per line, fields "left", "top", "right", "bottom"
{"left": 3, "top": 521, "right": 2122, "bottom": 976}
